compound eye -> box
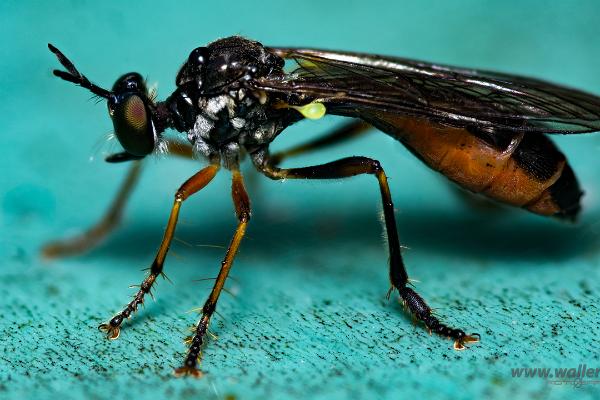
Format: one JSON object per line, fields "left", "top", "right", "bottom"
{"left": 110, "top": 94, "right": 155, "bottom": 156}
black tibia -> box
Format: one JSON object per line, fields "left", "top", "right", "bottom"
{"left": 175, "top": 170, "right": 250, "bottom": 377}
{"left": 253, "top": 151, "right": 479, "bottom": 349}
{"left": 99, "top": 164, "right": 219, "bottom": 340}
{"left": 269, "top": 120, "right": 371, "bottom": 165}
{"left": 42, "top": 161, "right": 143, "bottom": 258}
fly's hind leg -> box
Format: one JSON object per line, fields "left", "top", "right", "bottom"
{"left": 269, "top": 119, "right": 371, "bottom": 166}
{"left": 252, "top": 149, "right": 480, "bottom": 350}
{"left": 174, "top": 169, "right": 250, "bottom": 377}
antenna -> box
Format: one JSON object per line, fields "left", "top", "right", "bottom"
{"left": 48, "top": 43, "right": 111, "bottom": 99}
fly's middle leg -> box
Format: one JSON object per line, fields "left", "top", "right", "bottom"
{"left": 98, "top": 164, "right": 219, "bottom": 340}
{"left": 174, "top": 169, "right": 250, "bottom": 377}
{"left": 252, "top": 150, "right": 480, "bottom": 350}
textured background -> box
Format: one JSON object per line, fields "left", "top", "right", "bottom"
{"left": 2, "top": 1, "right": 600, "bottom": 399}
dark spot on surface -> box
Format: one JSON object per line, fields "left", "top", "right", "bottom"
{"left": 46, "top": 285, "right": 60, "bottom": 296}
{"left": 2, "top": 185, "right": 55, "bottom": 223}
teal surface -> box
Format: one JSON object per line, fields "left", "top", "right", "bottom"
{"left": 2, "top": 1, "right": 600, "bottom": 399}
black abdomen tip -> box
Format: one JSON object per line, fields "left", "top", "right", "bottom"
{"left": 550, "top": 163, "right": 583, "bottom": 221}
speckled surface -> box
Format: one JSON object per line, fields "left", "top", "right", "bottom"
{"left": 2, "top": 1, "right": 600, "bottom": 399}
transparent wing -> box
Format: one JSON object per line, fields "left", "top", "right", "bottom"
{"left": 252, "top": 47, "right": 600, "bottom": 133}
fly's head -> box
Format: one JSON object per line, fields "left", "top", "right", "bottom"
{"left": 48, "top": 39, "right": 287, "bottom": 168}
{"left": 48, "top": 44, "right": 170, "bottom": 163}
{"left": 106, "top": 73, "right": 157, "bottom": 159}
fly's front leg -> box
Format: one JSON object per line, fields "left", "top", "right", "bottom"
{"left": 42, "top": 141, "right": 195, "bottom": 259}
{"left": 42, "top": 161, "right": 143, "bottom": 258}
{"left": 175, "top": 169, "right": 250, "bottom": 377}
{"left": 99, "top": 164, "right": 219, "bottom": 340}
{"left": 252, "top": 150, "right": 479, "bottom": 350}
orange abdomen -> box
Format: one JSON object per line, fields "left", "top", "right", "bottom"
{"left": 362, "top": 113, "right": 582, "bottom": 219}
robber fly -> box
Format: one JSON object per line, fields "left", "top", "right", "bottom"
{"left": 46, "top": 36, "right": 600, "bottom": 377}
